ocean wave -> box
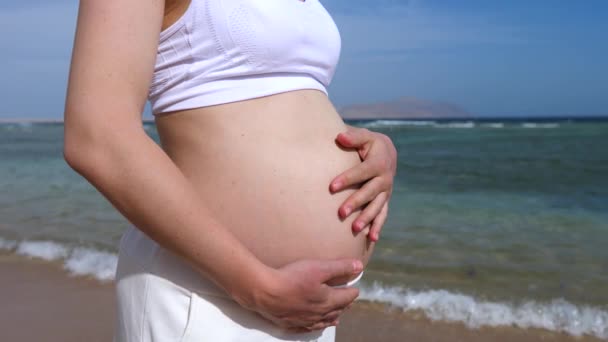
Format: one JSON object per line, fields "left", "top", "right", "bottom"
{"left": 358, "top": 120, "right": 480, "bottom": 129}
{"left": 1, "top": 122, "right": 34, "bottom": 133}
{"left": 65, "top": 247, "right": 117, "bottom": 281}
{"left": 433, "top": 121, "right": 476, "bottom": 129}
{"left": 360, "top": 283, "right": 608, "bottom": 339}
{"left": 357, "top": 121, "right": 566, "bottom": 129}
{"left": 359, "top": 120, "right": 437, "bottom": 128}
{"left": 16, "top": 240, "right": 69, "bottom": 260}
{"left": 389, "top": 120, "right": 437, "bottom": 126}
{"left": 482, "top": 123, "right": 505, "bottom": 128}
{"left": 521, "top": 122, "right": 559, "bottom": 129}
{"left": 1, "top": 239, "right": 117, "bottom": 283}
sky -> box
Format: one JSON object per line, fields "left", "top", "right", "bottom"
{"left": 0, "top": 0, "right": 606, "bottom": 119}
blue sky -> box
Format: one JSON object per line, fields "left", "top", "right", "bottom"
{"left": 0, "top": 0, "right": 606, "bottom": 119}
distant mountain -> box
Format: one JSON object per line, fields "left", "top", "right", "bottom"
{"left": 339, "top": 97, "right": 472, "bottom": 119}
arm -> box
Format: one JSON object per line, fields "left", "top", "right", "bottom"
{"left": 330, "top": 125, "right": 397, "bottom": 241}
{"left": 64, "top": 0, "right": 359, "bottom": 331}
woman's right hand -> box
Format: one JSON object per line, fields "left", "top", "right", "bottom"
{"left": 240, "top": 259, "right": 363, "bottom": 331}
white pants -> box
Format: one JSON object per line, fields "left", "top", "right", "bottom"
{"left": 113, "top": 225, "right": 353, "bottom": 342}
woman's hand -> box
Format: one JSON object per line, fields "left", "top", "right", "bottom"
{"left": 330, "top": 125, "right": 397, "bottom": 242}
{"left": 244, "top": 259, "right": 363, "bottom": 332}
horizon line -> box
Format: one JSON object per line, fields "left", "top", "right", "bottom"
{"left": 2, "top": 114, "right": 608, "bottom": 124}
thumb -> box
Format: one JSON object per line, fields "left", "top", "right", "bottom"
{"left": 336, "top": 127, "right": 372, "bottom": 149}
{"left": 317, "top": 259, "right": 363, "bottom": 283}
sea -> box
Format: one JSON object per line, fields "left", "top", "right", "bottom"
{"left": 1, "top": 118, "right": 607, "bottom": 339}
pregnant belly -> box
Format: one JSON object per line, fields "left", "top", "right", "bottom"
{"left": 155, "top": 90, "right": 374, "bottom": 273}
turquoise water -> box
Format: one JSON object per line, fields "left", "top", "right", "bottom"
{"left": 362, "top": 120, "right": 608, "bottom": 304}
{"left": 1, "top": 120, "right": 607, "bottom": 337}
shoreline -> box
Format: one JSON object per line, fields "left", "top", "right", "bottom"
{"left": 1, "top": 252, "right": 604, "bottom": 342}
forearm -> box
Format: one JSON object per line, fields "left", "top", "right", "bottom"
{"left": 64, "top": 127, "right": 268, "bottom": 306}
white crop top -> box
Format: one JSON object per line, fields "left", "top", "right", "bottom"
{"left": 148, "top": 0, "right": 341, "bottom": 115}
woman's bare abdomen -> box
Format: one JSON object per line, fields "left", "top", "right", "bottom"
{"left": 155, "top": 90, "right": 373, "bottom": 274}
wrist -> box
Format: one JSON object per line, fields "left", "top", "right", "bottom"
{"left": 228, "top": 262, "right": 279, "bottom": 311}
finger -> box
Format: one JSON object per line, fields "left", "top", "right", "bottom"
{"left": 301, "top": 320, "right": 338, "bottom": 331}
{"left": 287, "top": 326, "right": 315, "bottom": 333}
{"left": 368, "top": 202, "right": 389, "bottom": 242}
{"left": 335, "top": 127, "right": 372, "bottom": 149}
{"left": 261, "top": 314, "right": 298, "bottom": 330}
{"left": 330, "top": 157, "right": 377, "bottom": 193}
{"left": 351, "top": 192, "right": 387, "bottom": 233}
{"left": 287, "top": 321, "right": 333, "bottom": 333}
{"left": 321, "top": 309, "right": 343, "bottom": 323}
{"left": 338, "top": 177, "right": 385, "bottom": 219}
{"left": 336, "top": 129, "right": 373, "bottom": 161}
{"left": 317, "top": 259, "right": 363, "bottom": 283}
{"left": 308, "top": 321, "right": 334, "bottom": 331}
{"left": 327, "top": 287, "right": 360, "bottom": 312}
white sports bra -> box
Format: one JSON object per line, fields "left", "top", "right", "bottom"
{"left": 148, "top": 0, "right": 341, "bottom": 115}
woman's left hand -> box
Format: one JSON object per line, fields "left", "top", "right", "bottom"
{"left": 330, "top": 125, "right": 397, "bottom": 242}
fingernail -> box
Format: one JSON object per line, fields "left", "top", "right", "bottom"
{"left": 353, "top": 260, "right": 363, "bottom": 273}
{"left": 343, "top": 206, "right": 352, "bottom": 217}
{"left": 353, "top": 221, "right": 364, "bottom": 231}
{"left": 331, "top": 181, "right": 342, "bottom": 191}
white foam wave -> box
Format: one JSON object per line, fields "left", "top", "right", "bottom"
{"left": 434, "top": 121, "right": 476, "bottom": 129}
{"left": 65, "top": 247, "right": 118, "bottom": 281}
{"left": 16, "top": 240, "right": 69, "bottom": 261}
{"left": 390, "top": 120, "right": 437, "bottom": 126}
{"left": 359, "top": 120, "right": 437, "bottom": 128}
{"left": 482, "top": 123, "right": 505, "bottom": 128}
{"left": 360, "top": 283, "right": 608, "bottom": 339}
{"left": 8, "top": 239, "right": 117, "bottom": 283}
{"left": 522, "top": 122, "right": 559, "bottom": 129}
{"left": 358, "top": 120, "right": 484, "bottom": 129}
{"left": 2, "top": 122, "right": 33, "bottom": 132}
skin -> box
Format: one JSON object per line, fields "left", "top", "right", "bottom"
{"left": 331, "top": 126, "right": 397, "bottom": 242}
{"left": 154, "top": 90, "right": 379, "bottom": 315}
{"left": 64, "top": 0, "right": 396, "bottom": 333}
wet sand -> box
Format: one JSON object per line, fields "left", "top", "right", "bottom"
{"left": 0, "top": 253, "right": 604, "bottom": 342}
{"left": 0, "top": 253, "right": 115, "bottom": 342}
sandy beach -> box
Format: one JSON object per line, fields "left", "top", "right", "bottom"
{"left": 0, "top": 253, "right": 115, "bottom": 342}
{"left": 1, "top": 252, "right": 603, "bottom": 342}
